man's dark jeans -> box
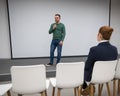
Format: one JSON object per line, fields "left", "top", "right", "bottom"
{"left": 50, "top": 39, "right": 62, "bottom": 64}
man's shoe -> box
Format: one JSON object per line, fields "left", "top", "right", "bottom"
{"left": 46, "top": 63, "right": 53, "bottom": 66}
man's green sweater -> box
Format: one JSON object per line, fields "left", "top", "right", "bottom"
{"left": 49, "top": 23, "right": 66, "bottom": 41}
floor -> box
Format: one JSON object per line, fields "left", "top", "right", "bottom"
{"left": 0, "top": 56, "right": 120, "bottom": 96}
{"left": 0, "top": 56, "right": 87, "bottom": 81}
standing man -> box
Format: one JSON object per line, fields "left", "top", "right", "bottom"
{"left": 47, "top": 14, "right": 66, "bottom": 66}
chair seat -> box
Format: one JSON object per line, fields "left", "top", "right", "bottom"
{"left": 0, "top": 83, "right": 12, "bottom": 96}
{"left": 50, "top": 77, "right": 82, "bottom": 88}
{"left": 50, "top": 78, "right": 56, "bottom": 87}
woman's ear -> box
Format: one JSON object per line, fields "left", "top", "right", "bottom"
{"left": 99, "top": 33, "right": 103, "bottom": 40}
{"left": 97, "top": 33, "right": 103, "bottom": 41}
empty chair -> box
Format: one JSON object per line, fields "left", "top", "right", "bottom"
{"left": 113, "top": 59, "right": 120, "bottom": 96}
{"left": 50, "top": 62, "right": 85, "bottom": 96}
{"left": 10, "top": 64, "right": 49, "bottom": 96}
{"left": 89, "top": 60, "right": 117, "bottom": 96}
{"left": 0, "top": 83, "right": 12, "bottom": 96}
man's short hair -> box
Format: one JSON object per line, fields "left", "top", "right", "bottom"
{"left": 55, "top": 14, "right": 61, "bottom": 18}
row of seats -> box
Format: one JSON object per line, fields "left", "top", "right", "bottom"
{"left": 0, "top": 59, "right": 120, "bottom": 96}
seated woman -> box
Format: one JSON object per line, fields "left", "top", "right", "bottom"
{"left": 82, "top": 26, "right": 118, "bottom": 95}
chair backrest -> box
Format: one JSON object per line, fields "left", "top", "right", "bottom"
{"left": 115, "top": 59, "right": 120, "bottom": 79}
{"left": 91, "top": 60, "right": 117, "bottom": 84}
{"left": 56, "top": 62, "right": 85, "bottom": 88}
{"left": 11, "top": 64, "right": 46, "bottom": 94}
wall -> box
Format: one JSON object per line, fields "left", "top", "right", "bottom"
{"left": 0, "top": 0, "right": 10, "bottom": 58}
{"left": 0, "top": 0, "right": 120, "bottom": 58}
{"left": 110, "top": 0, "right": 120, "bottom": 53}
{"left": 8, "top": 0, "right": 109, "bottom": 58}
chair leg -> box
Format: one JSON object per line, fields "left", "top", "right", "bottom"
{"left": 52, "top": 87, "right": 55, "bottom": 96}
{"left": 7, "top": 90, "right": 11, "bottom": 96}
{"left": 77, "top": 86, "right": 81, "bottom": 96}
{"left": 118, "top": 79, "right": 120, "bottom": 94}
{"left": 90, "top": 84, "right": 94, "bottom": 96}
{"left": 80, "top": 86, "right": 82, "bottom": 95}
{"left": 113, "top": 79, "right": 116, "bottom": 96}
{"left": 98, "top": 84, "right": 103, "bottom": 96}
{"left": 99, "top": 84, "right": 103, "bottom": 96}
{"left": 98, "top": 84, "right": 101, "bottom": 96}
{"left": 57, "top": 88, "right": 61, "bottom": 96}
{"left": 74, "top": 87, "right": 77, "bottom": 96}
{"left": 45, "top": 90, "right": 47, "bottom": 96}
{"left": 106, "top": 83, "right": 111, "bottom": 96}
{"left": 41, "top": 92, "right": 43, "bottom": 96}
{"left": 18, "top": 94, "right": 22, "bottom": 96}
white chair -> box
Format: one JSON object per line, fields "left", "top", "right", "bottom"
{"left": 10, "top": 64, "right": 49, "bottom": 96}
{"left": 50, "top": 62, "right": 85, "bottom": 96}
{"left": 0, "top": 83, "right": 12, "bottom": 96}
{"left": 113, "top": 59, "right": 120, "bottom": 96}
{"left": 89, "top": 60, "right": 117, "bottom": 96}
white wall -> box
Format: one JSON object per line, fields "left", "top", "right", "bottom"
{"left": 0, "top": 0, "right": 119, "bottom": 58}
{"left": 110, "top": 0, "right": 120, "bottom": 53}
{"left": 0, "top": 0, "right": 10, "bottom": 58}
{"left": 8, "top": 0, "right": 109, "bottom": 58}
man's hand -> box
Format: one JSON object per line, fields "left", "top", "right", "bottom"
{"left": 59, "top": 41, "right": 63, "bottom": 46}
{"left": 53, "top": 24, "right": 57, "bottom": 29}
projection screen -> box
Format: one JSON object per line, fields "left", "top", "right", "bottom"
{"left": 8, "top": 0, "right": 109, "bottom": 58}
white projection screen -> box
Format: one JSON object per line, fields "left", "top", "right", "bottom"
{"left": 8, "top": 0, "right": 109, "bottom": 58}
